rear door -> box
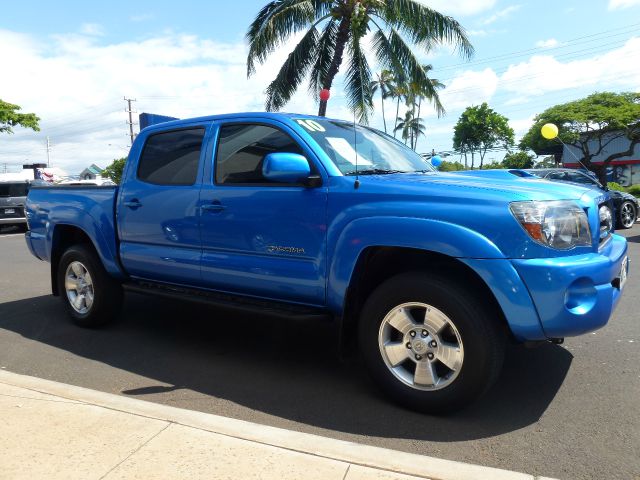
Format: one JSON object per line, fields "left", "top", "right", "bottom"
{"left": 118, "top": 124, "right": 209, "bottom": 285}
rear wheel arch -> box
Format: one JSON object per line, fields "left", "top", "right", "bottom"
{"left": 50, "top": 225, "right": 98, "bottom": 296}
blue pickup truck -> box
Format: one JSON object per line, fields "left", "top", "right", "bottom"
{"left": 25, "top": 113, "right": 629, "bottom": 413}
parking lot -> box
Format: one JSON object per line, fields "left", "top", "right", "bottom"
{"left": 1, "top": 224, "right": 638, "bottom": 480}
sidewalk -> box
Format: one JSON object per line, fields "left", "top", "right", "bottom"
{"left": 0, "top": 370, "right": 555, "bottom": 480}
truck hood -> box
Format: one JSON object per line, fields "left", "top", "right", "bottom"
{"left": 381, "top": 170, "right": 595, "bottom": 202}
{"left": 335, "top": 171, "right": 607, "bottom": 259}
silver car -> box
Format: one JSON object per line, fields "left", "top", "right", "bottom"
{"left": 0, "top": 181, "right": 30, "bottom": 229}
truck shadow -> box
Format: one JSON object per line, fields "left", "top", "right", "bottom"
{"left": 0, "top": 293, "right": 572, "bottom": 442}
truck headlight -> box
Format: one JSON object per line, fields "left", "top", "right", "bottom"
{"left": 510, "top": 200, "right": 591, "bottom": 250}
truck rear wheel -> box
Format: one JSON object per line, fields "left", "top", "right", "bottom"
{"left": 57, "top": 244, "right": 123, "bottom": 327}
{"left": 358, "top": 272, "right": 506, "bottom": 414}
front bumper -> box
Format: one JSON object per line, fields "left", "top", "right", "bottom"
{"left": 0, "top": 217, "right": 27, "bottom": 225}
{"left": 511, "top": 234, "right": 628, "bottom": 338}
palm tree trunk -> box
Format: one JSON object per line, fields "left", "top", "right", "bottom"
{"left": 413, "top": 98, "right": 422, "bottom": 150}
{"left": 318, "top": 16, "right": 351, "bottom": 116}
{"left": 394, "top": 97, "right": 400, "bottom": 137}
{"left": 380, "top": 93, "right": 387, "bottom": 133}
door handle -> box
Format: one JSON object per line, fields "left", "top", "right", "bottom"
{"left": 201, "top": 202, "right": 226, "bottom": 213}
{"left": 124, "top": 199, "right": 143, "bottom": 209}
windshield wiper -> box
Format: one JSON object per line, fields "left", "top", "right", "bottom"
{"left": 345, "top": 168, "right": 406, "bottom": 176}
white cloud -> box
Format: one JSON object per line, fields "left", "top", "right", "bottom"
{"left": 79, "top": 23, "right": 104, "bottom": 36}
{"left": 416, "top": 0, "right": 497, "bottom": 16}
{"left": 535, "top": 38, "right": 558, "bottom": 48}
{"left": 608, "top": 0, "right": 640, "bottom": 9}
{"left": 0, "top": 29, "right": 317, "bottom": 174}
{"left": 482, "top": 5, "right": 521, "bottom": 25}
{"left": 510, "top": 116, "right": 535, "bottom": 137}
{"left": 500, "top": 37, "right": 640, "bottom": 97}
{"left": 438, "top": 68, "right": 499, "bottom": 111}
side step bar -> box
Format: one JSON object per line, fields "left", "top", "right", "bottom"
{"left": 123, "top": 280, "right": 333, "bottom": 322}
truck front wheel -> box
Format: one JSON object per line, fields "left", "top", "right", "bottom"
{"left": 358, "top": 272, "right": 506, "bottom": 414}
{"left": 57, "top": 244, "right": 123, "bottom": 327}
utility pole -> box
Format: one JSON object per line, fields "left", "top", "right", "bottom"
{"left": 124, "top": 97, "right": 137, "bottom": 146}
{"left": 46, "top": 136, "right": 51, "bottom": 167}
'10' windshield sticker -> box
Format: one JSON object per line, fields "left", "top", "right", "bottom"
{"left": 296, "top": 119, "right": 326, "bottom": 132}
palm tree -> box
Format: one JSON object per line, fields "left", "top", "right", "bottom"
{"left": 391, "top": 79, "right": 408, "bottom": 138}
{"left": 414, "top": 64, "right": 445, "bottom": 121}
{"left": 394, "top": 110, "right": 425, "bottom": 148}
{"left": 404, "top": 66, "right": 444, "bottom": 149}
{"left": 370, "top": 69, "right": 394, "bottom": 133}
{"left": 246, "top": 0, "right": 473, "bottom": 123}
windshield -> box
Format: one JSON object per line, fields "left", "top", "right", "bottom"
{"left": 0, "top": 182, "right": 29, "bottom": 197}
{"left": 294, "top": 118, "right": 435, "bottom": 175}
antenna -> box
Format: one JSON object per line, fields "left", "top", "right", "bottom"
{"left": 353, "top": 110, "right": 360, "bottom": 190}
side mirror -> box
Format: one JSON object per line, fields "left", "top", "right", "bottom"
{"left": 262, "top": 152, "right": 313, "bottom": 184}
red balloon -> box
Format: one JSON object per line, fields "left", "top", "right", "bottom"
{"left": 319, "top": 89, "right": 331, "bottom": 101}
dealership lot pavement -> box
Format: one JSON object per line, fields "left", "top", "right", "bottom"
{"left": 1, "top": 224, "right": 639, "bottom": 480}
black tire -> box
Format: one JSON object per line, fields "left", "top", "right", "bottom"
{"left": 617, "top": 201, "right": 636, "bottom": 229}
{"left": 358, "top": 272, "right": 506, "bottom": 414}
{"left": 57, "top": 244, "right": 123, "bottom": 327}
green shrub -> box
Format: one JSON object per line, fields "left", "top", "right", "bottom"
{"left": 607, "top": 182, "right": 625, "bottom": 191}
{"left": 626, "top": 184, "right": 640, "bottom": 197}
{"left": 438, "top": 161, "right": 465, "bottom": 172}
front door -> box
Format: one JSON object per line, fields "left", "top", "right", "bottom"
{"left": 199, "top": 120, "right": 328, "bottom": 305}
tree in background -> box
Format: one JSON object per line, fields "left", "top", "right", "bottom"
{"left": 404, "top": 65, "right": 444, "bottom": 149}
{"left": 103, "top": 157, "right": 127, "bottom": 184}
{"left": 520, "top": 92, "right": 640, "bottom": 184}
{"left": 502, "top": 151, "right": 534, "bottom": 169}
{"left": 370, "top": 69, "right": 394, "bottom": 133}
{"left": 452, "top": 103, "right": 514, "bottom": 169}
{"left": 394, "top": 110, "right": 425, "bottom": 147}
{"left": 246, "top": 0, "right": 473, "bottom": 123}
{"left": 1, "top": 99, "right": 40, "bottom": 134}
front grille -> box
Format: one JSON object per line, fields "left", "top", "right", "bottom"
{"left": 0, "top": 206, "right": 24, "bottom": 219}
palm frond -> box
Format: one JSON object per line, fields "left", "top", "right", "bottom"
{"left": 345, "top": 36, "right": 373, "bottom": 124}
{"left": 246, "top": 0, "right": 317, "bottom": 76}
{"left": 264, "top": 26, "right": 320, "bottom": 111}
{"left": 376, "top": 0, "right": 474, "bottom": 59}
{"left": 308, "top": 19, "right": 338, "bottom": 96}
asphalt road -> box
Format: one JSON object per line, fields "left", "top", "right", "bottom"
{"left": 1, "top": 223, "right": 639, "bottom": 480}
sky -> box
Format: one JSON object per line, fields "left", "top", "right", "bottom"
{"left": 1, "top": 0, "right": 640, "bottom": 175}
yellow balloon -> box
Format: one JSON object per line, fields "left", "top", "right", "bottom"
{"left": 541, "top": 123, "right": 558, "bottom": 140}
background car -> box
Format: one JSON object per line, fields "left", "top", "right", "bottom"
{"left": 523, "top": 168, "right": 639, "bottom": 229}
{"left": 0, "top": 180, "right": 30, "bottom": 230}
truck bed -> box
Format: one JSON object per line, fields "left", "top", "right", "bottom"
{"left": 25, "top": 185, "right": 121, "bottom": 276}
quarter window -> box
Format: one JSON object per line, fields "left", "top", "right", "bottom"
{"left": 215, "top": 124, "right": 305, "bottom": 185}
{"left": 137, "top": 128, "right": 205, "bottom": 185}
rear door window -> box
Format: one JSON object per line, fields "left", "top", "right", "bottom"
{"left": 137, "top": 128, "right": 205, "bottom": 185}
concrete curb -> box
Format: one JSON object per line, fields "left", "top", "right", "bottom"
{"left": 0, "top": 370, "right": 555, "bottom": 480}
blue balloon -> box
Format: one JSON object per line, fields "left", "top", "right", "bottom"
{"left": 431, "top": 155, "right": 443, "bottom": 167}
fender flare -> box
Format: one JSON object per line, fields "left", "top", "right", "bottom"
{"left": 47, "top": 206, "right": 125, "bottom": 280}
{"left": 326, "top": 216, "right": 505, "bottom": 311}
